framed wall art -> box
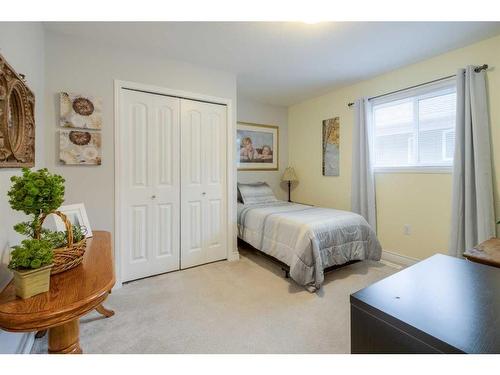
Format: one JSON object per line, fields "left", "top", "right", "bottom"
{"left": 0, "top": 52, "right": 36, "bottom": 168}
{"left": 59, "top": 129, "right": 102, "bottom": 165}
{"left": 322, "top": 117, "right": 340, "bottom": 176}
{"left": 60, "top": 92, "right": 102, "bottom": 130}
{"left": 237, "top": 122, "right": 279, "bottom": 171}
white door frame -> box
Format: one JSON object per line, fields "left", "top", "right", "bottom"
{"left": 114, "top": 79, "right": 238, "bottom": 287}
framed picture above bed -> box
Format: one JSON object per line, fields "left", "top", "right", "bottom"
{"left": 237, "top": 122, "right": 279, "bottom": 171}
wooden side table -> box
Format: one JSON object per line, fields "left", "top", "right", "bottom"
{"left": 464, "top": 238, "right": 500, "bottom": 268}
{"left": 0, "top": 231, "right": 115, "bottom": 354}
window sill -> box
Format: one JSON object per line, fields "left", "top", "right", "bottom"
{"left": 374, "top": 166, "right": 453, "bottom": 174}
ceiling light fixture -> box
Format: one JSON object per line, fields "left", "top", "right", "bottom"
{"left": 301, "top": 18, "right": 325, "bottom": 24}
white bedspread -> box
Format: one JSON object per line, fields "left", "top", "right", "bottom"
{"left": 237, "top": 201, "right": 382, "bottom": 291}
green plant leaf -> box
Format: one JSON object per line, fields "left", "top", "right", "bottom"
{"left": 7, "top": 168, "right": 65, "bottom": 218}
{"left": 8, "top": 239, "right": 53, "bottom": 271}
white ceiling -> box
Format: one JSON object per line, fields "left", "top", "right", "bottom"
{"left": 44, "top": 22, "right": 500, "bottom": 106}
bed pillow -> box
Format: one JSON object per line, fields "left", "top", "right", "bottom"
{"left": 237, "top": 182, "right": 278, "bottom": 205}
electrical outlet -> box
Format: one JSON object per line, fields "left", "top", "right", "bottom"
{"left": 404, "top": 224, "right": 412, "bottom": 236}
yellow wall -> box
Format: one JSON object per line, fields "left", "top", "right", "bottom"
{"left": 288, "top": 34, "right": 500, "bottom": 260}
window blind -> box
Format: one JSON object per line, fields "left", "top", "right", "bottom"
{"left": 371, "top": 80, "right": 456, "bottom": 169}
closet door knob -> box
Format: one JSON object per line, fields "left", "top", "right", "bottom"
{"left": 151, "top": 195, "right": 156, "bottom": 199}
{"left": 202, "top": 192, "right": 206, "bottom": 196}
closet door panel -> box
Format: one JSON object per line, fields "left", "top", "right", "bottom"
{"left": 187, "top": 200, "right": 203, "bottom": 251}
{"left": 181, "top": 99, "right": 227, "bottom": 268}
{"left": 120, "top": 90, "right": 180, "bottom": 282}
{"left": 156, "top": 104, "right": 174, "bottom": 186}
{"left": 122, "top": 94, "right": 153, "bottom": 280}
{"left": 189, "top": 111, "right": 202, "bottom": 185}
{"left": 208, "top": 112, "right": 222, "bottom": 184}
{"left": 130, "top": 205, "right": 148, "bottom": 262}
{"left": 208, "top": 199, "right": 222, "bottom": 246}
{"left": 157, "top": 203, "right": 174, "bottom": 257}
{"left": 131, "top": 103, "right": 149, "bottom": 187}
{"left": 180, "top": 103, "right": 206, "bottom": 267}
{"left": 204, "top": 109, "right": 227, "bottom": 263}
{"left": 151, "top": 96, "right": 180, "bottom": 267}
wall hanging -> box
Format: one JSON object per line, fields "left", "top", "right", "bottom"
{"left": 59, "top": 129, "right": 102, "bottom": 165}
{"left": 322, "top": 117, "right": 340, "bottom": 176}
{"left": 60, "top": 92, "right": 102, "bottom": 129}
{"left": 237, "top": 122, "right": 279, "bottom": 171}
{"left": 0, "top": 52, "right": 35, "bottom": 168}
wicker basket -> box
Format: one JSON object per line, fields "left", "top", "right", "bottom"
{"left": 35, "top": 211, "right": 87, "bottom": 275}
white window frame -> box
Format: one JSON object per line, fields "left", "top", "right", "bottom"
{"left": 370, "top": 78, "right": 456, "bottom": 174}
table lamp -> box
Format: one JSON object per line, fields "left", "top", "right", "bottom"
{"left": 281, "top": 167, "right": 298, "bottom": 202}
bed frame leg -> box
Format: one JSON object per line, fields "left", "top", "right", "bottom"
{"left": 282, "top": 267, "right": 290, "bottom": 279}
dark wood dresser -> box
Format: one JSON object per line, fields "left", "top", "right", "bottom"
{"left": 350, "top": 254, "right": 500, "bottom": 354}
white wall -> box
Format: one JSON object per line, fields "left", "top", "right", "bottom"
{"left": 0, "top": 22, "right": 45, "bottom": 354}
{"left": 44, "top": 30, "right": 237, "bottom": 238}
{"left": 237, "top": 97, "right": 289, "bottom": 200}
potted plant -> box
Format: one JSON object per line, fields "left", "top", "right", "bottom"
{"left": 8, "top": 168, "right": 65, "bottom": 237}
{"left": 7, "top": 168, "right": 65, "bottom": 298}
{"left": 8, "top": 239, "right": 53, "bottom": 299}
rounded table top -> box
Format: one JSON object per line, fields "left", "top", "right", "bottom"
{"left": 0, "top": 231, "right": 115, "bottom": 332}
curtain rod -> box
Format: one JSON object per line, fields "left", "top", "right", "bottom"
{"left": 347, "top": 64, "right": 488, "bottom": 107}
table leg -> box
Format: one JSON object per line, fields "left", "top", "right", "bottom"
{"left": 95, "top": 304, "right": 115, "bottom": 317}
{"left": 35, "top": 329, "right": 47, "bottom": 338}
{"left": 48, "top": 319, "right": 82, "bottom": 354}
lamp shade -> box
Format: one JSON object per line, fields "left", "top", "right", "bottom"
{"left": 281, "top": 167, "right": 298, "bottom": 182}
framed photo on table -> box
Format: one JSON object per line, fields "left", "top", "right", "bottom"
{"left": 237, "top": 122, "right": 279, "bottom": 171}
{"left": 53, "top": 203, "right": 93, "bottom": 238}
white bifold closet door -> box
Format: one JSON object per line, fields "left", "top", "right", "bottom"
{"left": 180, "top": 99, "right": 227, "bottom": 269}
{"left": 120, "top": 89, "right": 227, "bottom": 282}
{"left": 121, "top": 90, "right": 181, "bottom": 282}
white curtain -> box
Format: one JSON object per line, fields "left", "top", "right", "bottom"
{"left": 351, "top": 98, "right": 377, "bottom": 231}
{"left": 449, "top": 66, "right": 495, "bottom": 257}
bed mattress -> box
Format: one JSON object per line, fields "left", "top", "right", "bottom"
{"left": 237, "top": 201, "right": 382, "bottom": 291}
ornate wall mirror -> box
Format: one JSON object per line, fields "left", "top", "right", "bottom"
{"left": 0, "top": 53, "right": 35, "bottom": 168}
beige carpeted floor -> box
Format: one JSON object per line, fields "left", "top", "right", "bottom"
{"left": 32, "top": 248, "right": 397, "bottom": 354}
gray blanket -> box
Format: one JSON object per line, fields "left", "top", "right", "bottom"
{"left": 237, "top": 201, "right": 382, "bottom": 291}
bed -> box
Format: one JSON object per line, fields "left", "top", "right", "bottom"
{"left": 237, "top": 183, "right": 382, "bottom": 291}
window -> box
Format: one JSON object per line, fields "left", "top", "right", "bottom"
{"left": 371, "top": 79, "right": 456, "bottom": 171}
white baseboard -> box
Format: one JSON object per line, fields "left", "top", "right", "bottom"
{"left": 17, "top": 332, "right": 35, "bottom": 354}
{"left": 228, "top": 250, "right": 240, "bottom": 261}
{"left": 381, "top": 250, "right": 419, "bottom": 268}
{"left": 0, "top": 331, "right": 34, "bottom": 354}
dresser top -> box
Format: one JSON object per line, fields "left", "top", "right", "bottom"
{"left": 351, "top": 254, "right": 500, "bottom": 353}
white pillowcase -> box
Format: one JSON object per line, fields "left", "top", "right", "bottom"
{"left": 237, "top": 182, "right": 278, "bottom": 205}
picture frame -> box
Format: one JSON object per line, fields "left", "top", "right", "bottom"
{"left": 0, "top": 52, "right": 36, "bottom": 168}
{"left": 237, "top": 122, "right": 279, "bottom": 171}
{"left": 322, "top": 117, "right": 340, "bottom": 176}
{"left": 60, "top": 92, "right": 103, "bottom": 130}
{"left": 59, "top": 129, "right": 102, "bottom": 165}
{"left": 53, "top": 203, "right": 93, "bottom": 238}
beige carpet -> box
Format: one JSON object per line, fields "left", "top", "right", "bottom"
{"left": 32, "top": 248, "right": 397, "bottom": 354}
